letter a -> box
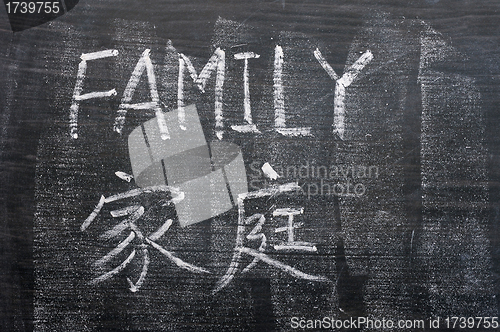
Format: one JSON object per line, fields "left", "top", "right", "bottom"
{"left": 114, "top": 49, "right": 169, "bottom": 140}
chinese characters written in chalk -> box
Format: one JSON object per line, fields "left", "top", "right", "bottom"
{"left": 81, "top": 175, "right": 330, "bottom": 292}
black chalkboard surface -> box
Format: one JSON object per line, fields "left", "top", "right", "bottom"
{"left": 1, "top": 1, "right": 500, "bottom": 331}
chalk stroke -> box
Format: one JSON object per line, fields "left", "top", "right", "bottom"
{"left": 81, "top": 195, "right": 105, "bottom": 231}
{"left": 274, "top": 45, "right": 286, "bottom": 127}
{"left": 83, "top": 181, "right": 328, "bottom": 292}
{"left": 114, "top": 49, "right": 170, "bottom": 140}
{"left": 276, "top": 127, "right": 313, "bottom": 136}
{"left": 313, "top": 49, "right": 340, "bottom": 81}
{"left": 148, "top": 218, "right": 173, "bottom": 241}
{"left": 94, "top": 231, "right": 136, "bottom": 267}
{"left": 262, "top": 162, "right": 280, "bottom": 180}
{"left": 90, "top": 250, "right": 136, "bottom": 285}
{"left": 115, "top": 171, "right": 134, "bottom": 182}
{"left": 410, "top": 229, "right": 415, "bottom": 256}
{"left": 144, "top": 50, "right": 169, "bottom": 140}
{"left": 127, "top": 247, "right": 150, "bottom": 292}
{"left": 177, "top": 55, "right": 186, "bottom": 130}
{"left": 314, "top": 48, "right": 373, "bottom": 139}
{"left": 213, "top": 204, "right": 248, "bottom": 293}
{"left": 231, "top": 124, "right": 260, "bottom": 133}
{"left": 117, "top": 102, "right": 157, "bottom": 110}
{"left": 238, "top": 247, "right": 328, "bottom": 282}
{"left": 70, "top": 49, "right": 118, "bottom": 139}
{"left": 273, "top": 244, "right": 317, "bottom": 252}
{"left": 146, "top": 238, "right": 210, "bottom": 274}
{"left": 238, "top": 182, "right": 301, "bottom": 202}
{"left": 178, "top": 48, "right": 225, "bottom": 138}
{"left": 104, "top": 185, "right": 184, "bottom": 204}
{"left": 80, "top": 49, "right": 119, "bottom": 61}
{"left": 273, "top": 45, "right": 312, "bottom": 136}
{"left": 110, "top": 205, "right": 141, "bottom": 217}
{"left": 231, "top": 52, "right": 261, "bottom": 133}
{"left": 70, "top": 44, "right": 375, "bottom": 140}
{"left": 273, "top": 207, "right": 304, "bottom": 215}
{"left": 74, "top": 89, "right": 117, "bottom": 101}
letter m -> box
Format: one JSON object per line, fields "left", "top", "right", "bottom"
{"left": 178, "top": 48, "right": 225, "bottom": 138}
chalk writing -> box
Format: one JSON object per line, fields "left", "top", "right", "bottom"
{"left": 69, "top": 45, "right": 373, "bottom": 140}
{"left": 70, "top": 49, "right": 119, "bottom": 139}
{"left": 261, "top": 162, "right": 280, "bottom": 180}
{"left": 273, "top": 207, "right": 317, "bottom": 252}
{"left": 113, "top": 49, "right": 169, "bottom": 140}
{"left": 114, "top": 171, "right": 133, "bottom": 182}
{"left": 81, "top": 178, "right": 330, "bottom": 292}
{"left": 231, "top": 51, "right": 261, "bottom": 133}
{"left": 178, "top": 48, "right": 226, "bottom": 137}
{"left": 81, "top": 178, "right": 210, "bottom": 292}
{"left": 313, "top": 48, "right": 373, "bottom": 139}
{"left": 273, "top": 45, "right": 312, "bottom": 136}
{"left": 214, "top": 182, "right": 330, "bottom": 293}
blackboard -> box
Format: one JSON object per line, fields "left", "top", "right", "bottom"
{"left": 1, "top": 1, "right": 500, "bottom": 331}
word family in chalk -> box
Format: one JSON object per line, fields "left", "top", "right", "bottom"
{"left": 69, "top": 44, "right": 373, "bottom": 140}
{"left": 81, "top": 172, "right": 329, "bottom": 293}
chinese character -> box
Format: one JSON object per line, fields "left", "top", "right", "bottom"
{"left": 214, "top": 182, "right": 330, "bottom": 293}
{"left": 81, "top": 176, "right": 209, "bottom": 292}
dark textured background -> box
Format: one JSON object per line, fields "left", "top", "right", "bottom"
{"left": 1, "top": 1, "right": 500, "bottom": 331}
